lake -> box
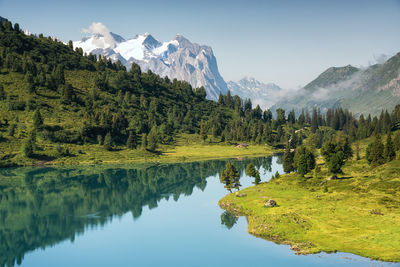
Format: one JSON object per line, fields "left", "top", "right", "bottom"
{"left": 0, "top": 156, "right": 396, "bottom": 267}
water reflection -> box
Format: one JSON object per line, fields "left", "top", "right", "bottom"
{"left": 220, "top": 211, "right": 238, "bottom": 229}
{"left": 0, "top": 156, "right": 276, "bottom": 267}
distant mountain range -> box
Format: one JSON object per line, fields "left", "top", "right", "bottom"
{"left": 272, "top": 52, "right": 400, "bottom": 116}
{"left": 70, "top": 23, "right": 400, "bottom": 114}
{"left": 227, "top": 77, "right": 281, "bottom": 109}
{"left": 73, "top": 28, "right": 228, "bottom": 100}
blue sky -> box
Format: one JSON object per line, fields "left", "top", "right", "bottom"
{"left": 1, "top": 0, "right": 400, "bottom": 88}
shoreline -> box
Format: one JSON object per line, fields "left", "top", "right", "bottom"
{"left": 218, "top": 159, "right": 400, "bottom": 263}
{"left": 0, "top": 143, "right": 278, "bottom": 169}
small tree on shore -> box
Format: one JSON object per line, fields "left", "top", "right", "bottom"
{"left": 126, "top": 130, "right": 137, "bottom": 149}
{"left": 220, "top": 162, "right": 240, "bottom": 192}
{"left": 103, "top": 132, "right": 113, "bottom": 151}
{"left": 141, "top": 133, "right": 148, "bottom": 150}
{"left": 22, "top": 131, "right": 36, "bottom": 158}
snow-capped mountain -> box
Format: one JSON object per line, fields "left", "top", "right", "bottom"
{"left": 227, "top": 77, "right": 281, "bottom": 109}
{"left": 73, "top": 24, "right": 228, "bottom": 99}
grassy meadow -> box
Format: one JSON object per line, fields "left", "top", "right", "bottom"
{"left": 219, "top": 135, "right": 400, "bottom": 262}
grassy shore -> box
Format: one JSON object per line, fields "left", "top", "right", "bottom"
{"left": 219, "top": 137, "right": 400, "bottom": 262}
{"left": 0, "top": 133, "right": 276, "bottom": 167}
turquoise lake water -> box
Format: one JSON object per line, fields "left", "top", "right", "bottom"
{"left": 0, "top": 156, "right": 397, "bottom": 267}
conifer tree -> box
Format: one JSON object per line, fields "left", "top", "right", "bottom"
{"left": 283, "top": 144, "right": 294, "bottom": 173}
{"left": 220, "top": 162, "right": 240, "bottom": 192}
{"left": 22, "top": 131, "right": 36, "bottom": 158}
{"left": 321, "top": 141, "right": 346, "bottom": 176}
{"left": 33, "top": 109, "right": 43, "bottom": 129}
{"left": 103, "top": 132, "right": 113, "bottom": 151}
{"left": 0, "top": 84, "right": 6, "bottom": 100}
{"left": 311, "top": 108, "right": 318, "bottom": 133}
{"left": 200, "top": 120, "right": 207, "bottom": 142}
{"left": 25, "top": 73, "right": 35, "bottom": 94}
{"left": 294, "top": 146, "right": 315, "bottom": 177}
{"left": 342, "top": 137, "right": 353, "bottom": 160}
{"left": 384, "top": 132, "right": 396, "bottom": 162}
{"left": 126, "top": 131, "right": 137, "bottom": 149}
{"left": 394, "top": 132, "right": 400, "bottom": 151}
{"left": 254, "top": 171, "right": 261, "bottom": 185}
{"left": 366, "top": 134, "right": 385, "bottom": 166}
{"left": 148, "top": 127, "right": 158, "bottom": 151}
{"left": 141, "top": 133, "right": 148, "bottom": 150}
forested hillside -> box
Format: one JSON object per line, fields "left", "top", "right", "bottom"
{"left": 0, "top": 18, "right": 399, "bottom": 167}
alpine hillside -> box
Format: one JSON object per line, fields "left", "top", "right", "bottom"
{"left": 272, "top": 52, "right": 400, "bottom": 116}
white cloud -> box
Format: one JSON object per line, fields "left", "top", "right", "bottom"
{"left": 83, "top": 22, "right": 116, "bottom": 49}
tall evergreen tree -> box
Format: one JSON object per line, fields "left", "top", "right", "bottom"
{"left": 148, "top": 126, "right": 158, "bottom": 151}
{"left": 33, "top": 109, "right": 43, "bottom": 129}
{"left": 311, "top": 108, "right": 319, "bottom": 133}
{"left": 321, "top": 141, "right": 346, "bottom": 176}
{"left": 294, "top": 146, "right": 315, "bottom": 176}
{"left": 141, "top": 133, "right": 148, "bottom": 150}
{"left": 283, "top": 144, "right": 294, "bottom": 173}
{"left": 22, "top": 131, "right": 36, "bottom": 158}
{"left": 103, "top": 132, "right": 113, "bottom": 151}
{"left": 220, "top": 162, "right": 240, "bottom": 192}
{"left": 0, "top": 84, "right": 6, "bottom": 100}
{"left": 126, "top": 131, "right": 137, "bottom": 149}
{"left": 384, "top": 132, "right": 396, "bottom": 162}
{"left": 394, "top": 132, "right": 400, "bottom": 151}
{"left": 366, "top": 134, "right": 385, "bottom": 166}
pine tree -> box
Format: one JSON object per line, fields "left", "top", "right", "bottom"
{"left": 103, "top": 132, "right": 113, "bottom": 151}
{"left": 62, "top": 84, "right": 74, "bottom": 103}
{"left": 282, "top": 144, "right": 294, "bottom": 173}
{"left": 384, "top": 132, "right": 396, "bottom": 162}
{"left": 296, "top": 154, "right": 308, "bottom": 177}
{"left": 220, "top": 162, "right": 240, "bottom": 192}
{"left": 355, "top": 141, "right": 360, "bottom": 160}
{"left": 366, "top": 134, "right": 385, "bottom": 166}
{"left": 25, "top": 73, "right": 35, "bottom": 94}
{"left": 22, "top": 131, "right": 36, "bottom": 158}
{"left": 126, "top": 131, "right": 137, "bottom": 149}
{"left": 321, "top": 141, "right": 345, "bottom": 176}
{"left": 141, "top": 133, "right": 148, "bottom": 150}
{"left": 200, "top": 120, "right": 207, "bottom": 142}
{"left": 294, "top": 146, "right": 315, "bottom": 177}
{"left": 276, "top": 108, "right": 285, "bottom": 126}
{"left": 0, "top": 84, "right": 6, "bottom": 100}
{"left": 33, "top": 109, "right": 43, "bottom": 129}
{"left": 394, "top": 132, "right": 400, "bottom": 151}
{"left": 311, "top": 108, "right": 318, "bottom": 133}
{"left": 148, "top": 127, "right": 158, "bottom": 151}
{"left": 254, "top": 172, "right": 261, "bottom": 185}
{"left": 342, "top": 137, "right": 353, "bottom": 160}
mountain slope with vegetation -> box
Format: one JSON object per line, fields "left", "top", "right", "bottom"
{"left": 272, "top": 53, "right": 400, "bottom": 116}
{"left": 0, "top": 18, "right": 282, "bottom": 167}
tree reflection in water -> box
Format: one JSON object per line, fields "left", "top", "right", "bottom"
{"left": 0, "top": 156, "right": 275, "bottom": 267}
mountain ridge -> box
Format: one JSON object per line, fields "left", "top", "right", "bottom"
{"left": 73, "top": 25, "right": 228, "bottom": 100}
{"left": 272, "top": 53, "right": 400, "bottom": 116}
